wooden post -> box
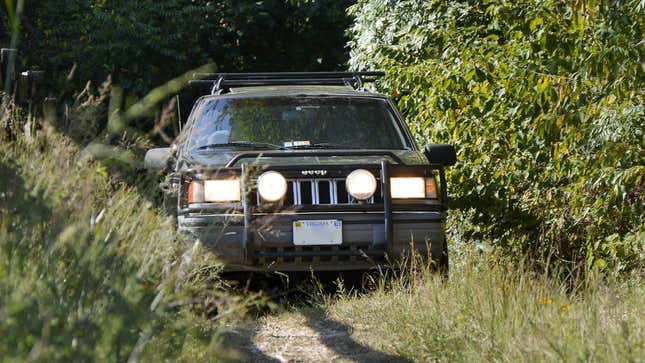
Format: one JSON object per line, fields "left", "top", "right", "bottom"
{"left": 26, "top": 70, "right": 45, "bottom": 117}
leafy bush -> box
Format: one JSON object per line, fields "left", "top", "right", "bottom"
{"left": 349, "top": 0, "right": 644, "bottom": 274}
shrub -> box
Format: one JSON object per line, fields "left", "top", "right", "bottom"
{"left": 348, "top": 0, "right": 644, "bottom": 274}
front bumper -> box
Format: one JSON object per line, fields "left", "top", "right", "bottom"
{"left": 179, "top": 210, "right": 446, "bottom": 271}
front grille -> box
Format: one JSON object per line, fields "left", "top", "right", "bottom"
{"left": 256, "top": 178, "right": 382, "bottom": 206}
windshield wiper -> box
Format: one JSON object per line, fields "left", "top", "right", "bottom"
{"left": 195, "top": 141, "right": 286, "bottom": 151}
{"left": 285, "top": 142, "right": 362, "bottom": 150}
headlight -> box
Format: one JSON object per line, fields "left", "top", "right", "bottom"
{"left": 390, "top": 177, "right": 438, "bottom": 199}
{"left": 205, "top": 179, "right": 241, "bottom": 202}
{"left": 346, "top": 169, "right": 377, "bottom": 200}
{"left": 257, "top": 171, "right": 288, "bottom": 202}
{"left": 188, "top": 179, "right": 241, "bottom": 203}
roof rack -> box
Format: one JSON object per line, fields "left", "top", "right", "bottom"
{"left": 189, "top": 71, "right": 385, "bottom": 94}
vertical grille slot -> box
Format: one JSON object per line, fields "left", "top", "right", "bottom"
{"left": 317, "top": 181, "right": 331, "bottom": 204}
{"left": 336, "top": 180, "right": 349, "bottom": 204}
{"left": 285, "top": 181, "right": 294, "bottom": 205}
{"left": 300, "top": 181, "right": 313, "bottom": 204}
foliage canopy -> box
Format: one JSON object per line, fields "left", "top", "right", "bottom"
{"left": 3, "top": 0, "right": 353, "bottom": 93}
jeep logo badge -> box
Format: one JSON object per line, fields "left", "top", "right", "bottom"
{"left": 301, "top": 170, "right": 328, "bottom": 176}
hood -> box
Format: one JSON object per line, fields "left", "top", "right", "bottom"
{"left": 179, "top": 149, "right": 428, "bottom": 171}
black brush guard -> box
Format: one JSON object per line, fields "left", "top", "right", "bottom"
{"left": 181, "top": 154, "right": 446, "bottom": 265}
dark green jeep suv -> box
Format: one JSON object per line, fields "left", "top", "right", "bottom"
{"left": 145, "top": 72, "right": 456, "bottom": 272}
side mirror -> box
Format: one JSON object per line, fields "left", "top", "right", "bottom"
{"left": 424, "top": 144, "right": 457, "bottom": 166}
{"left": 144, "top": 147, "right": 172, "bottom": 171}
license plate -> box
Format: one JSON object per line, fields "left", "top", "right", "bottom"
{"left": 293, "top": 220, "right": 342, "bottom": 245}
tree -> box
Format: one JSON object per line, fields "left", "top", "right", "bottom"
{"left": 3, "top": 0, "right": 354, "bottom": 94}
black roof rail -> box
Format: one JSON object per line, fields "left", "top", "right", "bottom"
{"left": 188, "top": 71, "right": 385, "bottom": 94}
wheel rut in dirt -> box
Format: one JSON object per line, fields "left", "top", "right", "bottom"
{"left": 220, "top": 272, "right": 409, "bottom": 362}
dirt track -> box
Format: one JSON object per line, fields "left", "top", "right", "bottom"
{"left": 226, "top": 310, "right": 409, "bottom": 362}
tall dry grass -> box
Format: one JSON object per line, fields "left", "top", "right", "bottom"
{"left": 325, "top": 251, "right": 644, "bottom": 362}
{"left": 0, "top": 119, "right": 254, "bottom": 362}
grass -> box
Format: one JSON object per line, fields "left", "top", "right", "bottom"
{"left": 0, "top": 123, "right": 254, "bottom": 362}
{"left": 321, "top": 253, "right": 644, "bottom": 362}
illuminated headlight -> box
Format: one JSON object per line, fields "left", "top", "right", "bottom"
{"left": 188, "top": 179, "right": 241, "bottom": 203}
{"left": 257, "top": 171, "right": 288, "bottom": 202}
{"left": 390, "top": 177, "right": 438, "bottom": 199}
{"left": 346, "top": 169, "right": 377, "bottom": 200}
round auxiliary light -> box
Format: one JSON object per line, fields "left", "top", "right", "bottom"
{"left": 346, "top": 169, "right": 377, "bottom": 200}
{"left": 257, "top": 171, "right": 288, "bottom": 202}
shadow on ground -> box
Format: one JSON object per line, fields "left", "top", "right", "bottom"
{"left": 300, "top": 307, "right": 410, "bottom": 363}
{"left": 219, "top": 271, "right": 409, "bottom": 362}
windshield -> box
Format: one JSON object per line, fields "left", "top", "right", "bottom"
{"left": 188, "top": 96, "right": 409, "bottom": 150}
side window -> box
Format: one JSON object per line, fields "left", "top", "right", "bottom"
{"left": 178, "top": 99, "right": 205, "bottom": 153}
